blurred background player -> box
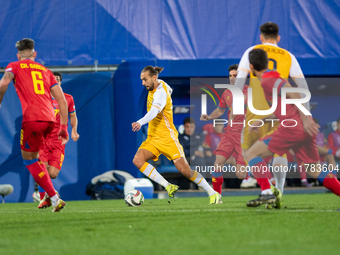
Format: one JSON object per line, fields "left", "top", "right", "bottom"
{"left": 178, "top": 117, "right": 205, "bottom": 166}
{"left": 132, "top": 66, "right": 221, "bottom": 204}
{"left": 327, "top": 117, "right": 340, "bottom": 161}
{"left": 37, "top": 71, "right": 80, "bottom": 208}
{"left": 245, "top": 48, "right": 340, "bottom": 207}
{"left": 0, "top": 38, "right": 68, "bottom": 212}
{"left": 201, "top": 64, "right": 247, "bottom": 194}
{"left": 234, "top": 22, "right": 310, "bottom": 197}
{"left": 296, "top": 118, "right": 337, "bottom": 188}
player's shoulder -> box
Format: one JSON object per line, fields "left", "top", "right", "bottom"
{"left": 240, "top": 45, "right": 256, "bottom": 58}
{"left": 6, "top": 60, "right": 20, "bottom": 70}
{"left": 262, "top": 70, "right": 281, "bottom": 79}
{"left": 63, "top": 93, "right": 73, "bottom": 99}
{"left": 222, "top": 88, "right": 232, "bottom": 96}
{"left": 156, "top": 80, "right": 172, "bottom": 95}
{"left": 262, "top": 71, "right": 286, "bottom": 88}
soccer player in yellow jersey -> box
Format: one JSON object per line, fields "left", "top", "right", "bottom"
{"left": 234, "top": 22, "right": 310, "bottom": 204}
{"left": 132, "top": 66, "right": 221, "bottom": 204}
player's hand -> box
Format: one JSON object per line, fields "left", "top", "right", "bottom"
{"left": 71, "top": 128, "right": 80, "bottom": 142}
{"left": 58, "top": 124, "right": 69, "bottom": 145}
{"left": 200, "top": 114, "right": 210, "bottom": 121}
{"left": 302, "top": 115, "right": 319, "bottom": 136}
{"left": 132, "top": 122, "right": 141, "bottom": 132}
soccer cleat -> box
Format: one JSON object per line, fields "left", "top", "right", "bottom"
{"left": 165, "top": 184, "right": 179, "bottom": 198}
{"left": 38, "top": 193, "right": 51, "bottom": 209}
{"left": 301, "top": 180, "right": 312, "bottom": 187}
{"left": 209, "top": 192, "right": 222, "bottom": 204}
{"left": 240, "top": 176, "right": 257, "bottom": 188}
{"left": 52, "top": 199, "right": 66, "bottom": 212}
{"left": 271, "top": 186, "right": 282, "bottom": 209}
{"left": 246, "top": 194, "right": 276, "bottom": 207}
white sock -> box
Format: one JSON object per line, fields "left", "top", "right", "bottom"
{"left": 190, "top": 172, "right": 216, "bottom": 196}
{"left": 272, "top": 156, "right": 287, "bottom": 194}
{"left": 50, "top": 194, "right": 59, "bottom": 206}
{"left": 261, "top": 189, "right": 273, "bottom": 195}
{"left": 140, "top": 162, "right": 169, "bottom": 188}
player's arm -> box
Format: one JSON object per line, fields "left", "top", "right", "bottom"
{"left": 289, "top": 53, "right": 310, "bottom": 111}
{"left": 132, "top": 90, "right": 166, "bottom": 132}
{"left": 200, "top": 107, "right": 225, "bottom": 121}
{"left": 51, "top": 85, "right": 69, "bottom": 145}
{"left": 0, "top": 72, "right": 14, "bottom": 106}
{"left": 283, "top": 83, "right": 319, "bottom": 136}
{"left": 234, "top": 47, "right": 253, "bottom": 90}
{"left": 69, "top": 112, "right": 80, "bottom": 142}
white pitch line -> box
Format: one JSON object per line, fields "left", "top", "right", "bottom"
{"left": 0, "top": 208, "right": 336, "bottom": 214}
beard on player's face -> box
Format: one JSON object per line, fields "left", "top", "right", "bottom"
{"left": 252, "top": 70, "right": 257, "bottom": 77}
{"left": 146, "top": 80, "right": 154, "bottom": 91}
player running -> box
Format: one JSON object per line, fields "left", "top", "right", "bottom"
{"left": 200, "top": 64, "right": 248, "bottom": 194}
{"left": 244, "top": 48, "right": 340, "bottom": 207}
{"left": 234, "top": 22, "right": 310, "bottom": 202}
{"left": 0, "top": 38, "right": 68, "bottom": 212}
{"left": 132, "top": 66, "right": 221, "bottom": 204}
{"left": 38, "top": 71, "right": 79, "bottom": 209}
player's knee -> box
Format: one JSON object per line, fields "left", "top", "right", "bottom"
{"left": 243, "top": 151, "right": 252, "bottom": 163}
{"left": 49, "top": 169, "right": 59, "bottom": 179}
{"left": 214, "top": 162, "right": 223, "bottom": 171}
{"left": 235, "top": 170, "right": 246, "bottom": 179}
{"left": 132, "top": 156, "right": 145, "bottom": 169}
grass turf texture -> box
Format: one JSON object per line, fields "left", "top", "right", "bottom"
{"left": 0, "top": 193, "right": 339, "bottom": 255}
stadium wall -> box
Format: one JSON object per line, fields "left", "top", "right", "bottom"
{"left": 0, "top": 0, "right": 340, "bottom": 74}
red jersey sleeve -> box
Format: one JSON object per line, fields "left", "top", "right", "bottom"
{"left": 49, "top": 70, "right": 59, "bottom": 89}
{"left": 203, "top": 134, "right": 212, "bottom": 149}
{"left": 67, "top": 95, "right": 76, "bottom": 113}
{"left": 328, "top": 133, "right": 336, "bottom": 151}
{"left": 218, "top": 90, "right": 231, "bottom": 109}
{"left": 5, "top": 62, "right": 16, "bottom": 76}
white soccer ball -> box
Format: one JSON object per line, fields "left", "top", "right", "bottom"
{"left": 32, "top": 190, "right": 40, "bottom": 203}
{"left": 124, "top": 189, "right": 144, "bottom": 207}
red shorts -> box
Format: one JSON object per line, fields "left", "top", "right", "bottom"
{"left": 20, "top": 121, "right": 54, "bottom": 152}
{"left": 215, "top": 132, "right": 246, "bottom": 165}
{"left": 39, "top": 139, "right": 65, "bottom": 170}
{"left": 260, "top": 125, "right": 319, "bottom": 164}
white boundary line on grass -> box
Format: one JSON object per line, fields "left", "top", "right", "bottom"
{"left": 1, "top": 208, "right": 336, "bottom": 214}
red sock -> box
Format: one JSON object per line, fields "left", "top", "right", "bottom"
{"left": 39, "top": 191, "right": 46, "bottom": 200}
{"left": 24, "top": 160, "right": 56, "bottom": 198}
{"left": 323, "top": 175, "right": 340, "bottom": 197}
{"left": 212, "top": 177, "right": 223, "bottom": 194}
{"left": 249, "top": 157, "right": 271, "bottom": 191}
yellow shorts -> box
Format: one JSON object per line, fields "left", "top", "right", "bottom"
{"left": 242, "top": 122, "right": 273, "bottom": 149}
{"left": 139, "top": 136, "right": 185, "bottom": 161}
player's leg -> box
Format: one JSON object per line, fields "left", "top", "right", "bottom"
{"left": 212, "top": 155, "right": 227, "bottom": 194}
{"left": 212, "top": 135, "right": 238, "bottom": 194}
{"left": 133, "top": 148, "right": 173, "bottom": 192}
{"left": 297, "top": 140, "right": 340, "bottom": 198}
{"left": 173, "top": 157, "right": 221, "bottom": 204}
{"left": 48, "top": 142, "right": 65, "bottom": 179}
{"left": 272, "top": 154, "right": 288, "bottom": 193}
{"left": 244, "top": 140, "right": 276, "bottom": 207}
{"left": 318, "top": 145, "right": 336, "bottom": 171}
{"left": 234, "top": 143, "right": 247, "bottom": 179}
{"left": 21, "top": 122, "right": 64, "bottom": 211}
{"left": 305, "top": 162, "right": 340, "bottom": 197}
{"left": 37, "top": 162, "right": 49, "bottom": 199}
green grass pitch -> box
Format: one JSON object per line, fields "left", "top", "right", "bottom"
{"left": 0, "top": 193, "right": 339, "bottom": 255}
